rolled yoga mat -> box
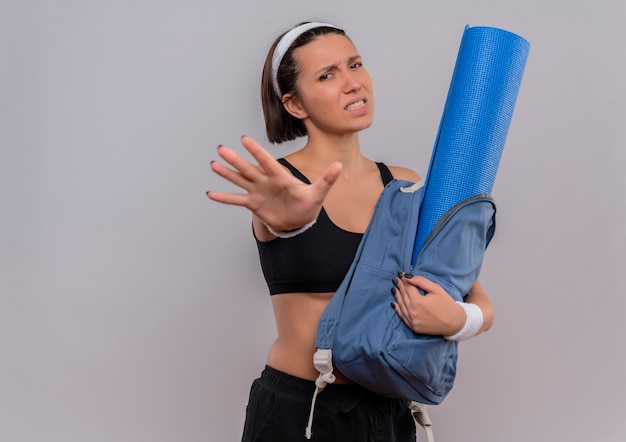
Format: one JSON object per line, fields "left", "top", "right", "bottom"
{"left": 412, "top": 25, "right": 530, "bottom": 261}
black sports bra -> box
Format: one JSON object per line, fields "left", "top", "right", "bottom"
{"left": 255, "top": 158, "right": 394, "bottom": 295}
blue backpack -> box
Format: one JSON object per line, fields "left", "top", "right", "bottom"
{"left": 313, "top": 179, "right": 495, "bottom": 402}
{"left": 304, "top": 180, "right": 495, "bottom": 439}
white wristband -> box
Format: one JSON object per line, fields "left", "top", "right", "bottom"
{"left": 444, "top": 301, "right": 483, "bottom": 341}
{"left": 265, "top": 219, "right": 316, "bottom": 238}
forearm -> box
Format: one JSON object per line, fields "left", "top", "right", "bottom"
{"left": 464, "top": 280, "right": 494, "bottom": 335}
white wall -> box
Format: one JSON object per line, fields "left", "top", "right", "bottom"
{"left": 1, "top": 1, "right": 625, "bottom": 441}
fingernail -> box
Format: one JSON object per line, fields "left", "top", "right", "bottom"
{"left": 397, "top": 271, "right": 404, "bottom": 278}
{"left": 210, "top": 160, "right": 215, "bottom": 165}
{"left": 390, "top": 287, "right": 397, "bottom": 295}
{"left": 217, "top": 144, "right": 223, "bottom": 150}
{"left": 240, "top": 134, "right": 247, "bottom": 140}
{"left": 404, "top": 273, "right": 414, "bottom": 279}
{"left": 390, "top": 302, "right": 396, "bottom": 309}
{"left": 205, "top": 191, "right": 211, "bottom": 196}
{"left": 392, "top": 276, "right": 398, "bottom": 285}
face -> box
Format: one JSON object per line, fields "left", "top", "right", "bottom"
{"left": 285, "top": 34, "right": 374, "bottom": 137}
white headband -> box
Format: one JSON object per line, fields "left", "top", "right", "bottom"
{"left": 271, "top": 22, "right": 339, "bottom": 98}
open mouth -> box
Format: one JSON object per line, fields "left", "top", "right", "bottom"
{"left": 345, "top": 99, "right": 366, "bottom": 111}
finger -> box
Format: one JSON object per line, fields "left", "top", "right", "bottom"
{"left": 402, "top": 275, "right": 438, "bottom": 294}
{"left": 393, "top": 282, "right": 412, "bottom": 318}
{"left": 392, "top": 302, "right": 409, "bottom": 326}
{"left": 206, "top": 190, "right": 249, "bottom": 207}
{"left": 393, "top": 294, "right": 415, "bottom": 331}
{"left": 218, "top": 144, "right": 265, "bottom": 182}
{"left": 391, "top": 294, "right": 408, "bottom": 322}
{"left": 396, "top": 276, "right": 416, "bottom": 306}
{"left": 310, "top": 161, "right": 343, "bottom": 201}
{"left": 210, "top": 160, "right": 254, "bottom": 191}
{"left": 240, "top": 136, "right": 290, "bottom": 178}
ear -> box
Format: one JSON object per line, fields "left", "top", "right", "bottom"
{"left": 282, "top": 93, "right": 308, "bottom": 120}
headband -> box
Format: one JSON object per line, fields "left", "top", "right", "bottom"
{"left": 271, "top": 22, "right": 339, "bottom": 98}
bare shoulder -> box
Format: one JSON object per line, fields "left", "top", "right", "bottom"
{"left": 387, "top": 165, "right": 422, "bottom": 182}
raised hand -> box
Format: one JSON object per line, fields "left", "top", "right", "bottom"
{"left": 207, "top": 136, "right": 343, "bottom": 232}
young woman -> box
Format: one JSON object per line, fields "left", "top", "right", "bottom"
{"left": 207, "top": 22, "right": 494, "bottom": 442}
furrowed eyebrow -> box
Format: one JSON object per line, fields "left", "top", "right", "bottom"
{"left": 313, "top": 55, "right": 362, "bottom": 76}
{"left": 313, "top": 63, "right": 338, "bottom": 76}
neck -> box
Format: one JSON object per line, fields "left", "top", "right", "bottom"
{"left": 299, "top": 131, "right": 364, "bottom": 170}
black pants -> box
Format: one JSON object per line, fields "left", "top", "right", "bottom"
{"left": 242, "top": 366, "right": 417, "bottom": 442}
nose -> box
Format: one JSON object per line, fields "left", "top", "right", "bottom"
{"left": 343, "top": 70, "right": 362, "bottom": 93}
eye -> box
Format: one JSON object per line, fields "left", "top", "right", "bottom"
{"left": 350, "top": 61, "right": 363, "bottom": 69}
{"left": 319, "top": 72, "right": 332, "bottom": 81}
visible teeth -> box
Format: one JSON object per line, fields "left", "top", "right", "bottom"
{"left": 345, "top": 100, "right": 365, "bottom": 111}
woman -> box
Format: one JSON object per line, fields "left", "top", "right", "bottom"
{"left": 207, "top": 22, "right": 494, "bottom": 442}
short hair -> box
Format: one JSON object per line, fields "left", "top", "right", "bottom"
{"left": 261, "top": 23, "right": 347, "bottom": 144}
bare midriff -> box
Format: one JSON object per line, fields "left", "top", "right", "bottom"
{"left": 268, "top": 292, "right": 353, "bottom": 384}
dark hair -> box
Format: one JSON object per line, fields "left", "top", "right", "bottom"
{"left": 261, "top": 23, "right": 347, "bottom": 144}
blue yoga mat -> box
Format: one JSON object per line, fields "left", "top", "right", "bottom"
{"left": 412, "top": 25, "right": 530, "bottom": 261}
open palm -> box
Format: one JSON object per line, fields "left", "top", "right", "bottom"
{"left": 207, "top": 136, "right": 343, "bottom": 232}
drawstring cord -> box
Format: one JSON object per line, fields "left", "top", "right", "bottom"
{"left": 305, "top": 349, "right": 336, "bottom": 439}
{"left": 409, "top": 401, "right": 435, "bottom": 442}
{"left": 306, "top": 350, "right": 435, "bottom": 442}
